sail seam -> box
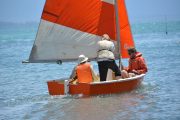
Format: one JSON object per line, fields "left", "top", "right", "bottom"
{"left": 43, "top": 10, "right": 59, "bottom": 18}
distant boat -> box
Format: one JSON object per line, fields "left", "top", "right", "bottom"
{"left": 26, "top": 0, "right": 146, "bottom": 96}
{"left": 165, "top": 16, "right": 168, "bottom": 35}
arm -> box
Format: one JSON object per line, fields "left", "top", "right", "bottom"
{"left": 70, "top": 66, "right": 77, "bottom": 79}
{"left": 136, "top": 57, "right": 148, "bottom": 74}
{"left": 110, "top": 41, "right": 115, "bottom": 52}
{"left": 126, "top": 59, "right": 132, "bottom": 72}
{"left": 90, "top": 65, "right": 99, "bottom": 82}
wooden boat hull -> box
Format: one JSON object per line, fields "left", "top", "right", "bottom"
{"left": 47, "top": 74, "right": 145, "bottom": 96}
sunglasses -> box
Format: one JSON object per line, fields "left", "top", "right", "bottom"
{"left": 128, "top": 51, "right": 134, "bottom": 55}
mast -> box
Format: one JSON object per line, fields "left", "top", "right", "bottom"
{"left": 114, "top": 0, "right": 122, "bottom": 70}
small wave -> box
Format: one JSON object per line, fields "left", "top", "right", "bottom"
{"left": 2, "top": 94, "right": 49, "bottom": 107}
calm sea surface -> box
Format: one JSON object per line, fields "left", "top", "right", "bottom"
{"left": 0, "top": 21, "right": 180, "bottom": 120}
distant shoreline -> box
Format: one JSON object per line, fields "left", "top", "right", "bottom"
{"left": 0, "top": 20, "right": 179, "bottom": 35}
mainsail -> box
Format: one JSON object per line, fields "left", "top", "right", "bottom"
{"left": 28, "top": 0, "right": 134, "bottom": 63}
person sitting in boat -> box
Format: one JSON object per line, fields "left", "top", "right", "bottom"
{"left": 97, "top": 34, "right": 121, "bottom": 81}
{"left": 70, "top": 54, "right": 99, "bottom": 84}
{"left": 121, "top": 47, "right": 148, "bottom": 78}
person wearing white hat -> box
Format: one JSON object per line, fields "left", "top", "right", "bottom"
{"left": 77, "top": 54, "right": 89, "bottom": 64}
{"left": 97, "top": 34, "right": 121, "bottom": 81}
{"left": 70, "top": 55, "right": 99, "bottom": 83}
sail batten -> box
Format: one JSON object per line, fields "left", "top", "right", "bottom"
{"left": 28, "top": 0, "right": 134, "bottom": 63}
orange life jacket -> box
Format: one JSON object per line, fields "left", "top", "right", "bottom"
{"left": 76, "top": 63, "right": 93, "bottom": 83}
{"left": 128, "top": 52, "right": 148, "bottom": 74}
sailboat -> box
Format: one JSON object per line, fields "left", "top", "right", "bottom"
{"left": 26, "top": 0, "right": 145, "bottom": 95}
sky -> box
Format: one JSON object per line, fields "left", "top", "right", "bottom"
{"left": 0, "top": 0, "right": 180, "bottom": 23}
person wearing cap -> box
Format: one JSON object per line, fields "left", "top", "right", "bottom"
{"left": 70, "top": 54, "right": 99, "bottom": 83}
{"left": 121, "top": 47, "right": 148, "bottom": 78}
{"left": 97, "top": 34, "right": 121, "bottom": 81}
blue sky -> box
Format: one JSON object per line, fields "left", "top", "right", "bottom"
{"left": 0, "top": 0, "right": 180, "bottom": 23}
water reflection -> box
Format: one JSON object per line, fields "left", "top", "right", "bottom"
{"left": 41, "top": 86, "right": 153, "bottom": 120}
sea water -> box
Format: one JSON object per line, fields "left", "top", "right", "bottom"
{"left": 0, "top": 21, "right": 180, "bottom": 120}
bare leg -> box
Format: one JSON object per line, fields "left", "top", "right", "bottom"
{"left": 115, "top": 76, "right": 122, "bottom": 80}
{"left": 121, "top": 70, "right": 129, "bottom": 78}
{"left": 129, "top": 73, "right": 136, "bottom": 77}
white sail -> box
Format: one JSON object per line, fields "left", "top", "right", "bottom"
{"left": 29, "top": 20, "right": 101, "bottom": 62}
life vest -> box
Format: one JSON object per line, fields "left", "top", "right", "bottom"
{"left": 76, "top": 63, "right": 93, "bottom": 83}
{"left": 128, "top": 52, "right": 148, "bottom": 74}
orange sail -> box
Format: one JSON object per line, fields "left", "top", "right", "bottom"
{"left": 117, "top": 0, "right": 134, "bottom": 58}
{"left": 29, "top": 0, "right": 134, "bottom": 62}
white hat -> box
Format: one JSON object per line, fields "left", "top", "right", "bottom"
{"left": 78, "top": 54, "right": 88, "bottom": 64}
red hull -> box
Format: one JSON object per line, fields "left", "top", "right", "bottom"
{"left": 47, "top": 74, "right": 145, "bottom": 96}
